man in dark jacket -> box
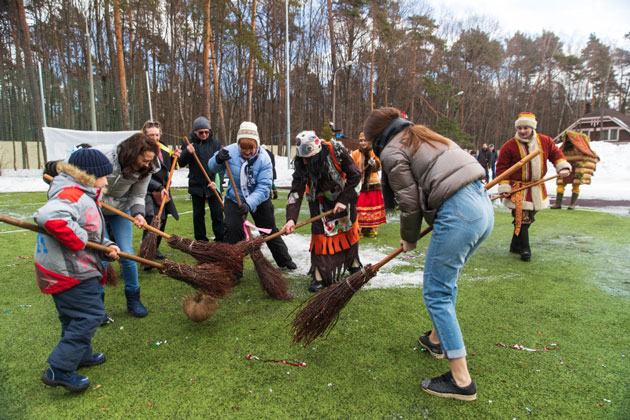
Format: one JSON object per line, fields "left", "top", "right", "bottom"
{"left": 179, "top": 116, "right": 225, "bottom": 242}
{"left": 489, "top": 144, "right": 498, "bottom": 180}
{"left": 476, "top": 143, "right": 492, "bottom": 182}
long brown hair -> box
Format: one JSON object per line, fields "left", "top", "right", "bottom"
{"left": 363, "top": 107, "right": 450, "bottom": 153}
{"left": 117, "top": 133, "right": 157, "bottom": 179}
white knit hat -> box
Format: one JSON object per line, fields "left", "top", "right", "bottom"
{"left": 515, "top": 112, "right": 537, "bottom": 130}
{"left": 236, "top": 121, "right": 260, "bottom": 146}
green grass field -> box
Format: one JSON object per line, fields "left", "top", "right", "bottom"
{"left": 0, "top": 190, "right": 628, "bottom": 419}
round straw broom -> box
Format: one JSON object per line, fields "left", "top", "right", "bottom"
{"left": 182, "top": 291, "right": 219, "bottom": 322}
{"left": 0, "top": 214, "right": 232, "bottom": 299}
{"left": 291, "top": 149, "right": 542, "bottom": 344}
{"left": 223, "top": 161, "right": 293, "bottom": 300}
{"left": 138, "top": 155, "right": 178, "bottom": 261}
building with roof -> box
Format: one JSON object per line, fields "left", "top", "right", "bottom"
{"left": 554, "top": 107, "right": 630, "bottom": 143}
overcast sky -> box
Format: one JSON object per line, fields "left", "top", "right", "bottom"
{"left": 424, "top": 0, "right": 629, "bottom": 52}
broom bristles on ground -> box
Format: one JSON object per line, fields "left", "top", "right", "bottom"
{"left": 291, "top": 265, "right": 376, "bottom": 344}
{"left": 138, "top": 217, "right": 161, "bottom": 261}
{"left": 182, "top": 291, "right": 219, "bottom": 322}
{"left": 251, "top": 248, "right": 293, "bottom": 300}
{"left": 105, "top": 263, "right": 119, "bottom": 287}
{"left": 160, "top": 260, "right": 232, "bottom": 298}
{"left": 167, "top": 234, "right": 245, "bottom": 273}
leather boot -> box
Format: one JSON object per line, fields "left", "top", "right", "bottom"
{"left": 551, "top": 193, "right": 563, "bottom": 209}
{"left": 567, "top": 193, "right": 579, "bottom": 210}
{"left": 125, "top": 289, "right": 148, "bottom": 318}
{"left": 509, "top": 233, "right": 521, "bottom": 254}
{"left": 519, "top": 224, "right": 531, "bottom": 262}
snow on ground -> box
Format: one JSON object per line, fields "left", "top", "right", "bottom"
{"left": 1, "top": 141, "right": 628, "bottom": 289}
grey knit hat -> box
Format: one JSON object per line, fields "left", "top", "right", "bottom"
{"left": 193, "top": 116, "right": 211, "bottom": 132}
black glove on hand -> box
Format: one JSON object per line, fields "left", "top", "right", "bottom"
{"left": 216, "top": 149, "right": 230, "bottom": 164}
{"left": 43, "top": 160, "right": 61, "bottom": 184}
{"left": 237, "top": 203, "right": 250, "bottom": 216}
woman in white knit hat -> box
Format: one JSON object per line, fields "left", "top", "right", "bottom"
{"left": 208, "top": 121, "right": 296, "bottom": 281}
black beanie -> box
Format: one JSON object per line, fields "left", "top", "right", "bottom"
{"left": 68, "top": 148, "right": 113, "bottom": 178}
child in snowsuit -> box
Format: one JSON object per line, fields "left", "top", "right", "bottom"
{"left": 35, "top": 148, "right": 120, "bottom": 392}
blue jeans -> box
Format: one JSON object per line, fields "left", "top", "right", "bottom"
{"left": 101, "top": 213, "right": 139, "bottom": 292}
{"left": 422, "top": 180, "right": 493, "bottom": 359}
{"left": 48, "top": 278, "right": 104, "bottom": 371}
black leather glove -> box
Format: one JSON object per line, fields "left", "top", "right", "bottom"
{"left": 237, "top": 203, "right": 250, "bottom": 216}
{"left": 43, "top": 160, "right": 61, "bottom": 184}
{"left": 216, "top": 149, "right": 230, "bottom": 164}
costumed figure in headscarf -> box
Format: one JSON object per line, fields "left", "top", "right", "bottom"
{"left": 496, "top": 112, "right": 571, "bottom": 262}
{"left": 351, "top": 132, "right": 387, "bottom": 238}
{"left": 550, "top": 130, "right": 599, "bottom": 210}
{"left": 282, "top": 131, "right": 362, "bottom": 292}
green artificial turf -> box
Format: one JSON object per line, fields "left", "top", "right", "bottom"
{"left": 0, "top": 190, "right": 628, "bottom": 419}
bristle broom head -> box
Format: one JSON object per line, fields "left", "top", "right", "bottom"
{"left": 251, "top": 249, "right": 293, "bottom": 300}
{"left": 291, "top": 267, "right": 374, "bottom": 344}
{"left": 161, "top": 260, "right": 232, "bottom": 298}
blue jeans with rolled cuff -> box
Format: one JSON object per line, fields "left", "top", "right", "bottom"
{"left": 422, "top": 180, "right": 494, "bottom": 359}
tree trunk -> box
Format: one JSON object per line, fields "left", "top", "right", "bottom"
{"left": 114, "top": 0, "right": 130, "bottom": 129}
{"left": 10, "top": 0, "right": 44, "bottom": 165}
{"left": 207, "top": 11, "right": 227, "bottom": 143}
{"left": 203, "top": 0, "right": 212, "bottom": 118}
{"left": 246, "top": 0, "right": 257, "bottom": 121}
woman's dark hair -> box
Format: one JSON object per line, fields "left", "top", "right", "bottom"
{"left": 117, "top": 133, "right": 157, "bottom": 179}
{"left": 363, "top": 107, "right": 450, "bottom": 153}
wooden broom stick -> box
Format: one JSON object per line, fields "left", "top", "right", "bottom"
{"left": 490, "top": 174, "right": 560, "bottom": 201}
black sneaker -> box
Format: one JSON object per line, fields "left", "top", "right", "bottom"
{"left": 418, "top": 330, "right": 444, "bottom": 359}
{"left": 308, "top": 280, "right": 324, "bottom": 293}
{"left": 421, "top": 371, "right": 477, "bottom": 401}
{"left": 155, "top": 250, "right": 166, "bottom": 260}
{"left": 100, "top": 315, "right": 115, "bottom": 327}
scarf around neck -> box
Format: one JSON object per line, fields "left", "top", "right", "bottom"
{"left": 372, "top": 118, "right": 413, "bottom": 158}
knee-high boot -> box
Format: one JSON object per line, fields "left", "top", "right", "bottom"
{"left": 509, "top": 232, "right": 521, "bottom": 254}
{"left": 567, "top": 193, "right": 579, "bottom": 210}
{"left": 519, "top": 224, "right": 531, "bottom": 262}
{"left": 551, "top": 193, "right": 563, "bottom": 209}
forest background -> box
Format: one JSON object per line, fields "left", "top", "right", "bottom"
{"left": 2, "top": 0, "right": 630, "bottom": 168}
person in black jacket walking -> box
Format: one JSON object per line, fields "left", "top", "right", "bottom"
{"left": 179, "top": 116, "right": 225, "bottom": 242}
{"left": 476, "top": 143, "right": 492, "bottom": 183}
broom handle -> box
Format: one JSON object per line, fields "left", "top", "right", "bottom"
{"left": 484, "top": 149, "right": 541, "bottom": 190}
{"left": 371, "top": 226, "right": 434, "bottom": 271}
{"left": 261, "top": 209, "right": 335, "bottom": 243}
{"left": 183, "top": 137, "right": 224, "bottom": 207}
{"left": 42, "top": 174, "right": 171, "bottom": 240}
{"left": 490, "top": 174, "right": 560, "bottom": 201}
{"left": 155, "top": 155, "right": 178, "bottom": 219}
{"left": 0, "top": 214, "right": 164, "bottom": 269}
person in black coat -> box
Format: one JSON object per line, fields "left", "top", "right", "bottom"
{"left": 476, "top": 143, "right": 492, "bottom": 182}
{"left": 179, "top": 116, "right": 225, "bottom": 242}
{"left": 263, "top": 146, "right": 279, "bottom": 199}
{"left": 489, "top": 144, "right": 498, "bottom": 180}
{"left": 142, "top": 120, "right": 180, "bottom": 263}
